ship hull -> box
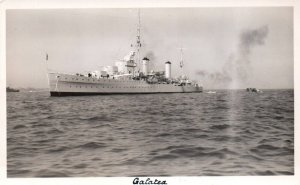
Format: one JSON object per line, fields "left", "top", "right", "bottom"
{"left": 48, "top": 73, "right": 203, "bottom": 97}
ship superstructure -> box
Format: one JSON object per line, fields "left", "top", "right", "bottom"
{"left": 48, "top": 10, "right": 203, "bottom": 96}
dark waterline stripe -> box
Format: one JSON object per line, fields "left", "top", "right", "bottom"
{"left": 50, "top": 91, "right": 203, "bottom": 97}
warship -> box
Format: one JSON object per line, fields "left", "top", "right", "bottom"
{"left": 47, "top": 10, "right": 203, "bottom": 96}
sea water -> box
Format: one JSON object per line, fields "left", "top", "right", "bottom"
{"left": 7, "top": 90, "right": 294, "bottom": 177}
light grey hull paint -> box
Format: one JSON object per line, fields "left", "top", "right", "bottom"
{"left": 49, "top": 73, "right": 203, "bottom": 96}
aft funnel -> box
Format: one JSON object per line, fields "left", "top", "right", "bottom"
{"left": 142, "top": 57, "right": 149, "bottom": 75}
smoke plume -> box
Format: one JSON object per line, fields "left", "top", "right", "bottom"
{"left": 144, "top": 51, "right": 157, "bottom": 70}
{"left": 145, "top": 51, "right": 156, "bottom": 62}
{"left": 240, "top": 25, "right": 269, "bottom": 56}
{"left": 197, "top": 25, "right": 269, "bottom": 89}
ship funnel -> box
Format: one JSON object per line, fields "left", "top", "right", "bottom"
{"left": 165, "top": 61, "right": 171, "bottom": 79}
{"left": 142, "top": 57, "right": 149, "bottom": 75}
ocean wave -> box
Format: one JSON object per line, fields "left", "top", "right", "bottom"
{"left": 47, "top": 146, "right": 71, "bottom": 153}
{"left": 168, "top": 146, "right": 228, "bottom": 159}
{"left": 79, "top": 115, "right": 116, "bottom": 122}
{"left": 75, "top": 142, "right": 107, "bottom": 149}
{"left": 13, "top": 124, "right": 27, "bottom": 130}
{"left": 34, "top": 169, "right": 70, "bottom": 177}
{"left": 46, "top": 128, "right": 64, "bottom": 134}
{"left": 209, "top": 124, "right": 230, "bottom": 130}
{"left": 110, "top": 148, "right": 128, "bottom": 152}
{"left": 250, "top": 144, "right": 294, "bottom": 157}
{"left": 181, "top": 128, "right": 204, "bottom": 132}
{"left": 7, "top": 169, "right": 31, "bottom": 177}
{"left": 150, "top": 154, "right": 179, "bottom": 161}
{"left": 275, "top": 170, "right": 294, "bottom": 175}
{"left": 155, "top": 132, "right": 172, "bottom": 137}
{"left": 254, "top": 170, "right": 275, "bottom": 175}
{"left": 73, "top": 163, "right": 88, "bottom": 169}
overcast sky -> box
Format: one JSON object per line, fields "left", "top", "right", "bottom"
{"left": 6, "top": 7, "right": 293, "bottom": 89}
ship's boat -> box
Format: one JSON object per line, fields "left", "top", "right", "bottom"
{"left": 47, "top": 10, "right": 203, "bottom": 96}
{"left": 246, "top": 88, "right": 261, "bottom": 93}
{"left": 207, "top": 91, "right": 216, "bottom": 94}
{"left": 6, "top": 87, "right": 19, "bottom": 92}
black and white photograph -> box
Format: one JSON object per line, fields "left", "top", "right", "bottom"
{"left": 1, "top": 0, "right": 299, "bottom": 185}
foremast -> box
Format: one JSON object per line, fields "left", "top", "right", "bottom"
{"left": 135, "top": 9, "right": 142, "bottom": 73}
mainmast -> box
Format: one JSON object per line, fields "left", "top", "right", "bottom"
{"left": 178, "top": 47, "right": 186, "bottom": 78}
{"left": 180, "top": 47, "right": 184, "bottom": 68}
